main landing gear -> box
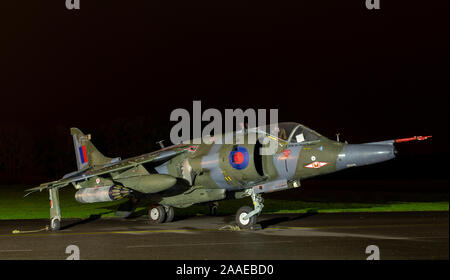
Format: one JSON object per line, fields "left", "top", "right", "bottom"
{"left": 235, "top": 188, "right": 264, "bottom": 230}
{"left": 148, "top": 205, "right": 175, "bottom": 224}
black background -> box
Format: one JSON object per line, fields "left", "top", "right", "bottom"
{"left": 0, "top": 0, "right": 448, "bottom": 185}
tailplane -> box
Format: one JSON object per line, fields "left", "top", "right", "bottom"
{"left": 70, "top": 128, "right": 117, "bottom": 170}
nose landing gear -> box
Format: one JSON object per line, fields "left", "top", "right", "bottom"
{"left": 235, "top": 188, "right": 264, "bottom": 230}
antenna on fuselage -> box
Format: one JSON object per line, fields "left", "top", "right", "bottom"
{"left": 156, "top": 140, "right": 165, "bottom": 148}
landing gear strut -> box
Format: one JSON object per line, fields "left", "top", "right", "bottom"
{"left": 49, "top": 188, "right": 61, "bottom": 231}
{"left": 209, "top": 202, "right": 219, "bottom": 216}
{"left": 164, "top": 205, "right": 175, "bottom": 223}
{"left": 235, "top": 188, "right": 264, "bottom": 229}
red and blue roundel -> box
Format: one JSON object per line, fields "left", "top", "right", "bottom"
{"left": 229, "top": 147, "right": 250, "bottom": 170}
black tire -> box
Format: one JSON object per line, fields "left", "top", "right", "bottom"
{"left": 50, "top": 218, "right": 61, "bottom": 231}
{"left": 149, "top": 205, "right": 166, "bottom": 223}
{"left": 235, "top": 206, "right": 256, "bottom": 229}
{"left": 165, "top": 206, "right": 175, "bottom": 223}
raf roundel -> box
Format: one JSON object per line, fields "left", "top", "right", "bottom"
{"left": 229, "top": 146, "right": 250, "bottom": 170}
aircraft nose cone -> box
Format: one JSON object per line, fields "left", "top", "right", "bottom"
{"left": 336, "top": 143, "right": 396, "bottom": 170}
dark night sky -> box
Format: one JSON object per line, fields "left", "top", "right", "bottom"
{"left": 0, "top": 0, "right": 448, "bottom": 183}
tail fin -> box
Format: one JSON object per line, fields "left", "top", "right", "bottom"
{"left": 70, "top": 127, "right": 114, "bottom": 170}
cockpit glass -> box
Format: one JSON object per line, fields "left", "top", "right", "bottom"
{"left": 249, "top": 122, "right": 322, "bottom": 143}
{"left": 290, "top": 125, "right": 321, "bottom": 143}
{"left": 276, "top": 122, "right": 298, "bottom": 141}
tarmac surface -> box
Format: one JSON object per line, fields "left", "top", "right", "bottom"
{"left": 0, "top": 211, "right": 447, "bottom": 260}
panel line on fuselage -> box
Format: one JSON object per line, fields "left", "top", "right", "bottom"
{"left": 200, "top": 144, "right": 232, "bottom": 190}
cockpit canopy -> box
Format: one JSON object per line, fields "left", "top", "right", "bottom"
{"left": 250, "top": 122, "right": 323, "bottom": 143}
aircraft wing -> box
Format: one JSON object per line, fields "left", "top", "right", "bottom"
{"left": 25, "top": 143, "right": 195, "bottom": 196}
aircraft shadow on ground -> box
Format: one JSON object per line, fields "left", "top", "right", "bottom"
{"left": 60, "top": 213, "right": 109, "bottom": 230}
{"left": 126, "top": 208, "right": 148, "bottom": 219}
{"left": 125, "top": 209, "right": 222, "bottom": 222}
{"left": 92, "top": 202, "right": 319, "bottom": 228}
{"left": 258, "top": 209, "right": 319, "bottom": 229}
{"left": 120, "top": 208, "right": 319, "bottom": 228}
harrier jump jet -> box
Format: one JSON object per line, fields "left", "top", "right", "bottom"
{"left": 26, "top": 124, "right": 431, "bottom": 230}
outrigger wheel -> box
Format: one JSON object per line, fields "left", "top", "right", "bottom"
{"left": 149, "top": 205, "right": 166, "bottom": 223}
{"left": 49, "top": 188, "right": 61, "bottom": 231}
{"left": 50, "top": 217, "right": 61, "bottom": 231}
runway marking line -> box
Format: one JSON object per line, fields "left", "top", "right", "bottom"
{"left": 0, "top": 249, "right": 32, "bottom": 252}
{"left": 0, "top": 228, "right": 217, "bottom": 238}
{"left": 268, "top": 223, "right": 448, "bottom": 231}
{"left": 126, "top": 241, "right": 293, "bottom": 249}
{"left": 0, "top": 223, "right": 446, "bottom": 238}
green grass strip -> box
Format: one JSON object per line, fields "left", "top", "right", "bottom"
{"left": 0, "top": 186, "right": 447, "bottom": 220}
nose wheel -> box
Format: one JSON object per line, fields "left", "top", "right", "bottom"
{"left": 235, "top": 188, "right": 264, "bottom": 229}
{"left": 235, "top": 206, "right": 256, "bottom": 229}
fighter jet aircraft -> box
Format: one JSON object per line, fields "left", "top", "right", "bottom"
{"left": 25, "top": 123, "right": 431, "bottom": 230}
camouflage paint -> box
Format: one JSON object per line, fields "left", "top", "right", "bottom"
{"left": 27, "top": 124, "right": 407, "bottom": 230}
